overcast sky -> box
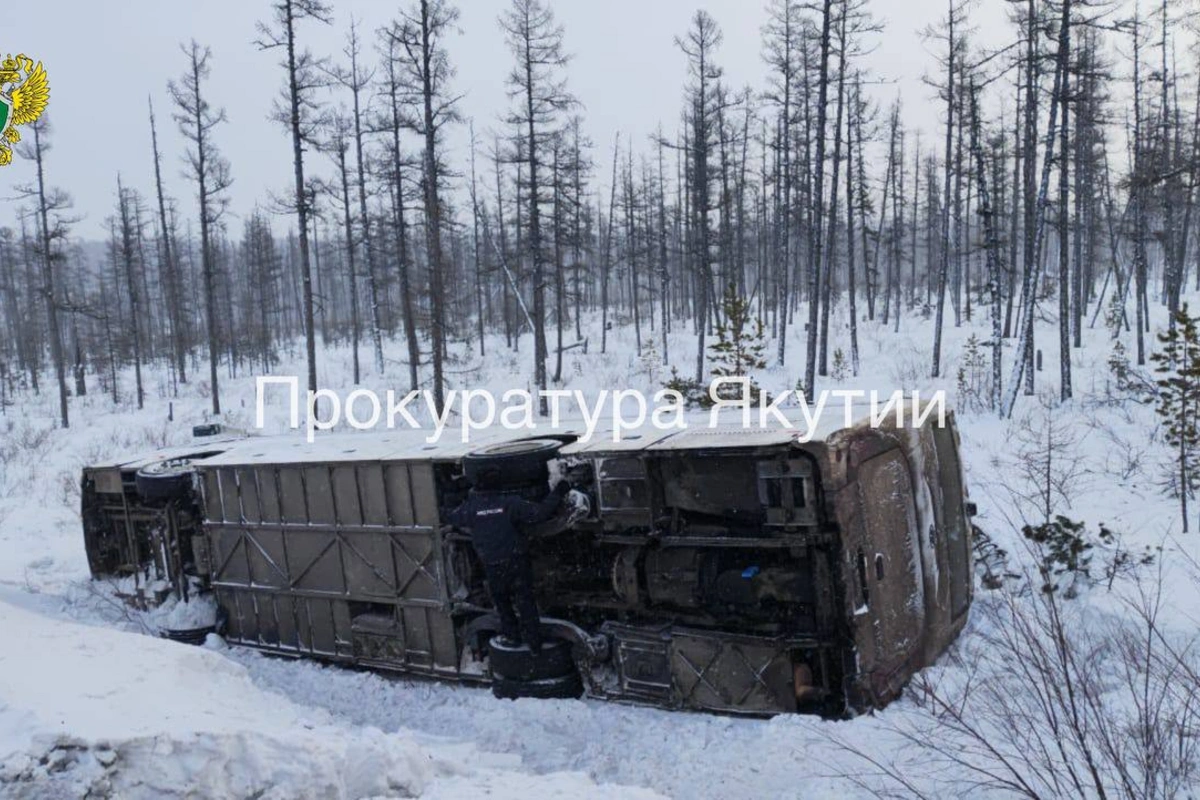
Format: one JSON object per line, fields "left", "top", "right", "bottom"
{"left": 4, "top": 1, "right": 1036, "bottom": 240}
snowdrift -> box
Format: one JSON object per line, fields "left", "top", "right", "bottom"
{"left": 0, "top": 598, "right": 663, "bottom": 799}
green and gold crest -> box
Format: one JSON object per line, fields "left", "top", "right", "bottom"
{"left": 0, "top": 53, "right": 50, "bottom": 167}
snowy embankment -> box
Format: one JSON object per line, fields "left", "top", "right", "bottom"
{"left": 0, "top": 304, "right": 1198, "bottom": 798}
{"left": 0, "top": 597, "right": 663, "bottom": 799}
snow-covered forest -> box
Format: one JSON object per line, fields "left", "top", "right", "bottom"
{"left": 8, "top": 0, "right": 1187, "bottom": 425}
{"left": 2, "top": 0, "right": 1200, "bottom": 797}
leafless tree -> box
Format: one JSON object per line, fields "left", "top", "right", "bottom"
{"left": 833, "top": 568, "right": 1200, "bottom": 799}
{"left": 168, "top": 41, "right": 231, "bottom": 417}
{"left": 256, "top": 0, "right": 333, "bottom": 400}
{"left": 501, "top": 0, "right": 576, "bottom": 414}
{"left": 14, "top": 117, "right": 73, "bottom": 427}
{"left": 386, "top": 0, "right": 463, "bottom": 412}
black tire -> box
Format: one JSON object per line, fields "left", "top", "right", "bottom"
{"left": 488, "top": 635, "right": 575, "bottom": 681}
{"left": 492, "top": 671, "right": 583, "bottom": 701}
{"left": 463, "top": 438, "right": 562, "bottom": 490}
{"left": 135, "top": 451, "right": 221, "bottom": 505}
{"left": 160, "top": 625, "right": 214, "bottom": 646}
{"left": 135, "top": 459, "right": 195, "bottom": 505}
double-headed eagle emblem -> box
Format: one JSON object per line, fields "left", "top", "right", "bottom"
{"left": 0, "top": 54, "right": 50, "bottom": 167}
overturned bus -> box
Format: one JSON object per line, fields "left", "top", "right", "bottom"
{"left": 79, "top": 409, "right": 975, "bottom": 717}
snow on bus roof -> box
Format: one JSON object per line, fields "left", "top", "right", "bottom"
{"left": 647, "top": 425, "right": 806, "bottom": 451}
{"left": 87, "top": 437, "right": 246, "bottom": 471}
{"left": 556, "top": 429, "right": 677, "bottom": 455}
{"left": 193, "top": 431, "right": 414, "bottom": 466}
{"left": 102, "top": 397, "right": 933, "bottom": 470}
{"left": 557, "top": 408, "right": 871, "bottom": 455}
{"left": 194, "top": 426, "right": 527, "bottom": 467}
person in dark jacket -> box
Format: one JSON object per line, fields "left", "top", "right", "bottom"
{"left": 446, "top": 467, "right": 569, "bottom": 653}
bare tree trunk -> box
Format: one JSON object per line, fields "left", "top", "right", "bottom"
{"left": 625, "top": 146, "right": 642, "bottom": 357}
{"left": 412, "top": 0, "right": 454, "bottom": 411}
{"left": 494, "top": 139, "right": 514, "bottom": 350}
{"left": 382, "top": 55, "right": 421, "bottom": 391}
{"left": 765, "top": 0, "right": 796, "bottom": 367}
{"left": 819, "top": 13, "right": 847, "bottom": 379}
{"left": 932, "top": 0, "right": 957, "bottom": 380}
{"left": 1058, "top": 0, "right": 1072, "bottom": 401}
{"left": 1132, "top": 12, "right": 1149, "bottom": 366}
{"left": 804, "top": 0, "right": 835, "bottom": 399}
{"left": 257, "top": 0, "right": 331, "bottom": 400}
{"left": 30, "top": 123, "right": 69, "bottom": 428}
{"left": 149, "top": 98, "right": 187, "bottom": 386}
{"left": 1003, "top": 18, "right": 1067, "bottom": 417}
{"left": 116, "top": 177, "right": 145, "bottom": 409}
{"left": 846, "top": 73, "right": 862, "bottom": 376}
{"left": 169, "top": 41, "right": 230, "bottom": 417}
{"left": 657, "top": 133, "right": 670, "bottom": 365}
{"left": 332, "top": 121, "right": 361, "bottom": 384}
{"left": 1020, "top": 0, "right": 1039, "bottom": 394}
{"left": 470, "top": 123, "right": 486, "bottom": 358}
{"left": 1006, "top": 67, "right": 1021, "bottom": 339}
{"left": 285, "top": 1, "right": 319, "bottom": 397}
{"left": 969, "top": 79, "right": 1004, "bottom": 414}
{"left": 344, "top": 22, "right": 384, "bottom": 375}
{"left": 601, "top": 134, "right": 619, "bottom": 354}
{"left": 553, "top": 140, "right": 566, "bottom": 381}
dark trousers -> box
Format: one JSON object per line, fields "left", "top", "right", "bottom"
{"left": 483, "top": 555, "right": 542, "bottom": 651}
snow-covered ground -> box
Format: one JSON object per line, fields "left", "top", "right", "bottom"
{"left": 0, "top": 596, "right": 668, "bottom": 799}
{"left": 1, "top": 303, "right": 1197, "bottom": 798}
